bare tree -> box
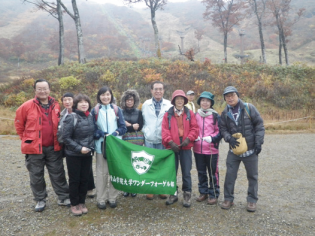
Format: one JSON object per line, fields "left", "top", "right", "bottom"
{"left": 195, "top": 28, "right": 205, "bottom": 52}
{"left": 267, "top": 0, "right": 304, "bottom": 65}
{"left": 22, "top": 0, "right": 65, "bottom": 65}
{"left": 248, "top": 0, "right": 267, "bottom": 63}
{"left": 60, "top": 0, "right": 86, "bottom": 64}
{"left": 124, "top": 0, "right": 167, "bottom": 58}
{"left": 202, "top": 0, "right": 248, "bottom": 63}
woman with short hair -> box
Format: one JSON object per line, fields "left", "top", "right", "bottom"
{"left": 63, "top": 94, "right": 95, "bottom": 216}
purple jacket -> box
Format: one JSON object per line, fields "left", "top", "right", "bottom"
{"left": 193, "top": 112, "right": 220, "bottom": 155}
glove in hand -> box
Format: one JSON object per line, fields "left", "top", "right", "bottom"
{"left": 202, "top": 136, "right": 212, "bottom": 143}
{"left": 195, "top": 136, "right": 201, "bottom": 142}
{"left": 255, "top": 145, "right": 262, "bottom": 155}
{"left": 169, "top": 141, "right": 180, "bottom": 153}
{"left": 229, "top": 136, "right": 240, "bottom": 149}
{"left": 111, "top": 132, "right": 118, "bottom": 136}
{"left": 180, "top": 138, "right": 190, "bottom": 147}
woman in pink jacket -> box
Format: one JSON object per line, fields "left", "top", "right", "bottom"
{"left": 193, "top": 91, "right": 222, "bottom": 205}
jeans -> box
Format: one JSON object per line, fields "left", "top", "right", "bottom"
{"left": 194, "top": 153, "right": 220, "bottom": 198}
{"left": 174, "top": 149, "right": 192, "bottom": 192}
{"left": 145, "top": 140, "right": 165, "bottom": 150}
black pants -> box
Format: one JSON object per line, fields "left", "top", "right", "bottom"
{"left": 88, "top": 166, "right": 95, "bottom": 191}
{"left": 66, "top": 155, "right": 92, "bottom": 206}
{"left": 194, "top": 153, "right": 220, "bottom": 198}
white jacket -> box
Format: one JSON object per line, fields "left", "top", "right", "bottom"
{"left": 141, "top": 98, "right": 172, "bottom": 144}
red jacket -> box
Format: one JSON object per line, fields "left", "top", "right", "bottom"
{"left": 15, "top": 96, "right": 61, "bottom": 154}
{"left": 162, "top": 106, "right": 199, "bottom": 150}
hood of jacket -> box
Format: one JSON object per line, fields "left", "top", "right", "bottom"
{"left": 120, "top": 89, "right": 140, "bottom": 110}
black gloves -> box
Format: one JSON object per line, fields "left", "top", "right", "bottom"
{"left": 180, "top": 138, "right": 190, "bottom": 147}
{"left": 255, "top": 145, "right": 262, "bottom": 155}
{"left": 229, "top": 136, "right": 240, "bottom": 149}
{"left": 169, "top": 141, "right": 180, "bottom": 153}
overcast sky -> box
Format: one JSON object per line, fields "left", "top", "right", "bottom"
{"left": 89, "top": 0, "right": 195, "bottom": 8}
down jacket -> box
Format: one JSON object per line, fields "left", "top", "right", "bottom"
{"left": 220, "top": 99, "right": 265, "bottom": 151}
{"left": 120, "top": 89, "right": 143, "bottom": 132}
{"left": 193, "top": 112, "right": 221, "bottom": 155}
{"left": 14, "top": 96, "right": 61, "bottom": 154}
{"left": 162, "top": 106, "right": 199, "bottom": 150}
{"left": 63, "top": 110, "right": 95, "bottom": 157}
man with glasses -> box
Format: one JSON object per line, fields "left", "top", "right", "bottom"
{"left": 220, "top": 86, "right": 265, "bottom": 212}
{"left": 15, "top": 79, "right": 70, "bottom": 212}
{"left": 141, "top": 81, "right": 172, "bottom": 200}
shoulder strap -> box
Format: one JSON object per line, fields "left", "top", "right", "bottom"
{"left": 71, "top": 113, "right": 78, "bottom": 127}
{"left": 184, "top": 106, "right": 191, "bottom": 121}
{"left": 244, "top": 103, "right": 251, "bottom": 120}
{"left": 94, "top": 104, "right": 100, "bottom": 121}
{"left": 112, "top": 104, "right": 119, "bottom": 119}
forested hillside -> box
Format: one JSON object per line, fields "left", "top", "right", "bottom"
{"left": 0, "top": 0, "right": 314, "bottom": 83}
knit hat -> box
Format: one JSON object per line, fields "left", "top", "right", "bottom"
{"left": 62, "top": 92, "right": 74, "bottom": 98}
{"left": 171, "top": 90, "right": 188, "bottom": 106}
{"left": 223, "top": 86, "right": 239, "bottom": 100}
{"left": 197, "top": 91, "right": 215, "bottom": 106}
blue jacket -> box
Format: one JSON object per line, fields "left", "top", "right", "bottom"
{"left": 91, "top": 104, "right": 127, "bottom": 154}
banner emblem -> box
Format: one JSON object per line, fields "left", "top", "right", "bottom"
{"left": 131, "top": 150, "right": 155, "bottom": 175}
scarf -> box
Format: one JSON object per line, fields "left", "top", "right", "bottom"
{"left": 197, "top": 108, "right": 217, "bottom": 118}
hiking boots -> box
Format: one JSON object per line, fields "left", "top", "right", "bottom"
{"left": 159, "top": 194, "right": 167, "bottom": 199}
{"left": 58, "top": 198, "right": 70, "bottom": 206}
{"left": 183, "top": 191, "right": 191, "bottom": 208}
{"left": 79, "top": 204, "right": 88, "bottom": 214}
{"left": 131, "top": 193, "right": 137, "bottom": 197}
{"left": 108, "top": 200, "right": 117, "bottom": 208}
{"left": 207, "top": 198, "right": 218, "bottom": 205}
{"left": 87, "top": 189, "right": 96, "bottom": 198}
{"left": 166, "top": 195, "right": 178, "bottom": 205}
{"left": 146, "top": 194, "right": 154, "bottom": 200}
{"left": 71, "top": 205, "right": 82, "bottom": 216}
{"left": 97, "top": 201, "right": 106, "bottom": 210}
{"left": 196, "top": 194, "right": 208, "bottom": 202}
{"left": 35, "top": 200, "right": 46, "bottom": 212}
{"left": 221, "top": 200, "right": 234, "bottom": 210}
{"left": 246, "top": 202, "right": 257, "bottom": 212}
{"left": 123, "top": 192, "right": 130, "bottom": 197}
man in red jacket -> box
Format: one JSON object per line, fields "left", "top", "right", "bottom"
{"left": 162, "top": 90, "right": 199, "bottom": 207}
{"left": 15, "top": 79, "right": 69, "bottom": 212}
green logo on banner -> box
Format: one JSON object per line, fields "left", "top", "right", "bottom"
{"left": 131, "top": 150, "right": 154, "bottom": 175}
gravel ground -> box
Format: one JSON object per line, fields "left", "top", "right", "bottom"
{"left": 0, "top": 134, "right": 314, "bottom": 236}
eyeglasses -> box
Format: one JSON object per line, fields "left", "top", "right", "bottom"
{"left": 224, "top": 93, "right": 236, "bottom": 99}
{"left": 36, "top": 88, "right": 49, "bottom": 92}
{"left": 153, "top": 88, "right": 163, "bottom": 91}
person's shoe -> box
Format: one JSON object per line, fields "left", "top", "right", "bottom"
{"left": 166, "top": 195, "right": 178, "bottom": 205}
{"left": 79, "top": 204, "right": 88, "bottom": 214}
{"left": 196, "top": 194, "right": 208, "bottom": 202}
{"left": 221, "top": 200, "right": 234, "bottom": 210}
{"left": 183, "top": 191, "right": 191, "bottom": 208}
{"left": 97, "top": 201, "right": 106, "bottom": 210}
{"left": 123, "top": 192, "right": 130, "bottom": 197}
{"left": 71, "top": 205, "right": 82, "bottom": 216}
{"left": 131, "top": 193, "right": 137, "bottom": 197}
{"left": 87, "top": 189, "right": 96, "bottom": 198}
{"left": 207, "top": 198, "right": 218, "bottom": 205}
{"left": 159, "top": 194, "right": 167, "bottom": 199}
{"left": 108, "top": 201, "right": 117, "bottom": 208}
{"left": 146, "top": 194, "right": 154, "bottom": 200}
{"left": 35, "top": 200, "right": 46, "bottom": 212}
{"left": 246, "top": 202, "right": 256, "bottom": 212}
{"left": 58, "top": 198, "right": 71, "bottom": 207}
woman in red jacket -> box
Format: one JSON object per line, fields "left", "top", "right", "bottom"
{"left": 162, "top": 90, "right": 199, "bottom": 208}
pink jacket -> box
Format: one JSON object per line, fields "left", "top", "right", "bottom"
{"left": 193, "top": 112, "right": 220, "bottom": 155}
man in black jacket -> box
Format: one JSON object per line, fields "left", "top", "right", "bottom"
{"left": 220, "top": 86, "right": 265, "bottom": 212}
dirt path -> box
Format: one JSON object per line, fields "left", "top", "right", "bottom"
{"left": 0, "top": 134, "right": 314, "bottom": 235}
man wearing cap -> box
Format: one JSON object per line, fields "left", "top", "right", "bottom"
{"left": 220, "top": 86, "right": 265, "bottom": 212}
{"left": 185, "top": 90, "right": 196, "bottom": 113}
{"left": 162, "top": 90, "right": 199, "bottom": 207}
{"left": 142, "top": 81, "right": 172, "bottom": 200}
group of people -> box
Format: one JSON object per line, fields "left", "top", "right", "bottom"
{"left": 14, "top": 79, "right": 265, "bottom": 216}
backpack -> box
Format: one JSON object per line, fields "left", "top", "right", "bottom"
{"left": 57, "top": 113, "right": 78, "bottom": 144}
{"left": 167, "top": 106, "right": 191, "bottom": 130}
{"left": 94, "top": 103, "right": 119, "bottom": 122}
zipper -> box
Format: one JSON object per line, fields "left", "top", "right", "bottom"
{"left": 105, "top": 106, "right": 108, "bottom": 133}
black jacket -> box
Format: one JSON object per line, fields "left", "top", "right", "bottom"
{"left": 220, "top": 99, "right": 265, "bottom": 150}
{"left": 63, "top": 110, "right": 95, "bottom": 157}
{"left": 123, "top": 108, "right": 143, "bottom": 132}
